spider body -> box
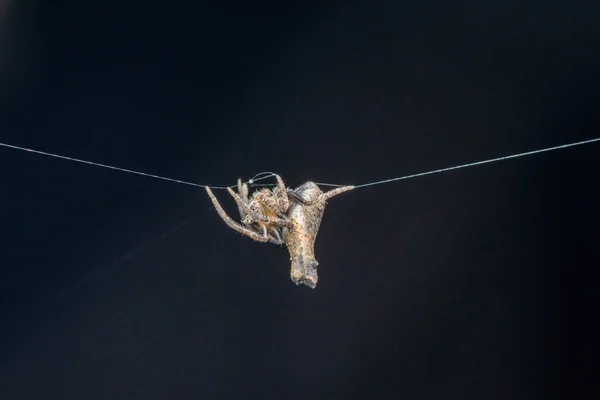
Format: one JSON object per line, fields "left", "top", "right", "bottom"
{"left": 205, "top": 175, "right": 353, "bottom": 288}
{"left": 283, "top": 182, "right": 329, "bottom": 288}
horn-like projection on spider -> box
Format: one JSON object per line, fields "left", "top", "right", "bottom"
{"left": 205, "top": 175, "right": 354, "bottom": 288}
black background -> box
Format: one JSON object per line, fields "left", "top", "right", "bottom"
{"left": 1, "top": 1, "right": 599, "bottom": 399}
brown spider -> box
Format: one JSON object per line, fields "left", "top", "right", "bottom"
{"left": 205, "top": 175, "right": 354, "bottom": 288}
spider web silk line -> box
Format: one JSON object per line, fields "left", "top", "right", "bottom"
{"left": 247, "top": 171, "right": 345, "bottom": 188}
{"left": 314, "top": 182, "right": 345, "bottom": 187}
{"left": 3, "top": 138, "right": 599, "bottom": 191}
{"left": 348, "top": 137, "right": 600, "bottom": 189}
{"left": 0, "top": 142, "right": 233, "bottom": 190}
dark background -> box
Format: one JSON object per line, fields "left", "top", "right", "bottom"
{"left": 1, "top": 1, "right": 599, "bottom": 399}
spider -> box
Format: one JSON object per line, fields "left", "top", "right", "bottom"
{"left": 205, "top": 175, "right": 354, "bottom": 288}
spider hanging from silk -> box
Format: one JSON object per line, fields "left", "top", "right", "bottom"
{"left": 1, "top": 138, "right": 597, "bottom": 290}
{"left": 205, "top": 174, "right": 354, "bottom": 288}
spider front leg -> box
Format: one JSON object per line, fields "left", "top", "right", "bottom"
{"left": 315, "top": 185, "right": 355, "bottom": 203}
{"left": 205, "top": 187, "right": 269, "bottom": 243}
{"left": 288, "top": 185, "right": 355, "bottom": 205}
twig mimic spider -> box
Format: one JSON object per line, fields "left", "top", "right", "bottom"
{"left": 205, "top": 175, "right": 354, "bottom": 288}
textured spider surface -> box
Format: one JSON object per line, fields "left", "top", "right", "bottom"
{"left": 205, "top": 175, "right": 353, "bottom": 288}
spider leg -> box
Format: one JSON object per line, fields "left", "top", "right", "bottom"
{"left": 268, "top": 227, "right": 285, "bottom": 245}
{"left": 205, "top": 187, "right": 269, "bottom": 243}
{"left": 319, "top": 185, "right": 355, "bottom": 201}
{"left": 259, "top": 223, "right": 285, "bottom": 245}
{"left": 262, "top": 215, "right": 293, "bottom": 228}
{"left": 269, "top": 238, "right": 284, "bottom": 245}
{"left": 236, "top": 179, "right": 249, "bottom": 222}
{"left": 274, "top": 174, "right": 286, "bottom": 192}
{"left": 227, "top": 187, "right": 256, "bottom": 220}
{"left": 266, "top": 174, "right": 291, "bottom": 218}
{"left": 238, "top": 178, "right": 249, "bottom": 200}
{"left": 287, "top": 188, "right": 308, "bottom": 205}
{"left": 302, "top": 185, "right": 355, "bottom": 206}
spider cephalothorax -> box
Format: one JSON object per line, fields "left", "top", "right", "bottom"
{"left": 205, "top": 175, "right": 353, "bottom": 288}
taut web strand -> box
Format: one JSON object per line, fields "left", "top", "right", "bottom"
{"left": 1, "top": 138, "right": 599, "bottom": 190}
{"left": 349, "top": 137, "right": 600, "bottom": 189}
